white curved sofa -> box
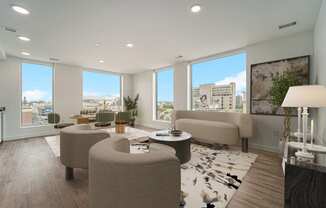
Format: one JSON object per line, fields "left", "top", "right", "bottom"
{"left": 60, "top": 124, "right": 111, "bottom": 180}
{"left": 173, "top": 110, "right": 253, "bottom": 152}
{"left": 89, "top": 138, "right": 180, "bottom": 208}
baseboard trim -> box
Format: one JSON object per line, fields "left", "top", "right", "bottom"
{"left": 3, "top": 130, "right": 59, "bottom": 142}
{"left": 249, "top": 143, "right": 280, "bottom": 153}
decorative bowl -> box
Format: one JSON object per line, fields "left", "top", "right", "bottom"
{"left": 170, "top": 129, "right": 182, "bottom": 137}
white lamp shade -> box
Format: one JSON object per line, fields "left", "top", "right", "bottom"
{"left": 282, "top": 85, "right": 326, "bottom": 108}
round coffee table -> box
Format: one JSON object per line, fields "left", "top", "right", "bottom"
{"left": 149, "top": 130, "right": 192, "bottom": 164}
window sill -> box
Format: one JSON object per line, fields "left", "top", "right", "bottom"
{"left": 20, "top": 124, "right": 54, "bottom": 129}
{"left": 153, "top": 119, "right": 171, "bottom": 123}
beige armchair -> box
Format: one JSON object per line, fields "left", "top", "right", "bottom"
{"left": 89, "top": 138, "right": 181, "bottom": 208}
{"left": 60, "top": 124, "right": 110, "bottom": 180}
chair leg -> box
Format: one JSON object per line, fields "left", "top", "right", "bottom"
{"left": 241, "top": 138, "right": 248, "bottom": 153}
{"left": 65, "top": 167, "right": 74, "bottom": 180}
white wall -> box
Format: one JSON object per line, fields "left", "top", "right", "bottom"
{"left": 133, "top": 71, "right": 171, "bottom": 129}
{"left": 54, "top": 63, "right": 83, "bottom": 122}
{"left": 0, "top": 56, "right": 131, "bottom": 140}
{"left": 133, "top": 31, "right": 314, "bottom": 152}
{"left": 315, "top": 0, "right": 326, "bottom": 146}
{"left": 122, "top": 73, "right": 134, "bottom": 103}
{"left": 174, "top": 62, "right": 189, "bottom": 111}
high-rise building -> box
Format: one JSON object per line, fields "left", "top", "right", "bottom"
{"left": 192, "top": 82, "right": 236, "bottom": 111}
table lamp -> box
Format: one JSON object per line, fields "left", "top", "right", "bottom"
{"left": 282, "top": 85, "right": 326, "bottom": 160}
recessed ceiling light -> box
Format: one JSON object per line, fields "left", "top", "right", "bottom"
{"left": 99, "top": 59, "right": 104, "bottom": 63}
{"left": 126, "top": 43, "right": 134, "bottom": 48}
{"left": 190, "top": 4, "right": 201, "bottom": 13}
{"left": 95, "top": 43, "right": 100, "bottom": 47}
{"left": 17, "top": 36, "right": 31, "bottom": 42}
{"left": 11, "top": 5, "right": 30, "bottom": 15}
{"left": 21, "top": 51, "right": 30, "bottom": 56}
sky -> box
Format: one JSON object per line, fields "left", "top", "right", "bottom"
{"left": 22, "top": 53, "right": 246, "bottom": 102}
{"left": 83, "top": 71, "right": 120, "bottom": 99}
{"left": 157, "top": 53, "right": 246, "bottom": 102}
{"left": 22, "top": 63, "right": 53, "bottom": 102}
{"left": 192, "top": 53, "right": 246, "bottom": 95}
{"left": 157, "top": 67, "right": 174, "bottom": 102}
{"left": 22, "top": 64, "right": 121, "bottom": 102}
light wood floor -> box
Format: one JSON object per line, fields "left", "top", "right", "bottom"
{"left": 0, "top": 134, "right": 284, "bottom": 208}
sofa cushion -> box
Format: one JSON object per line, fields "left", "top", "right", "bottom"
{"left": 175, "top": 118, "right": 239, "bottom": 145}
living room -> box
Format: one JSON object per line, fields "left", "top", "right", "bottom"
{"left": 0, "top": 0, "right": 325, "bottom": 208}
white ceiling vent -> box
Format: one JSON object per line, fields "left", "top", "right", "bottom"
{"left": 279, "top": 21, "right": 297, "bottom": 30}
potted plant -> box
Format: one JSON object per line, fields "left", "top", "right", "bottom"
{"left": 123, "top": 94, "right": 139, "bottom": 127}
{"left": 270, "top": 71, "right": 299, "bottom": 154}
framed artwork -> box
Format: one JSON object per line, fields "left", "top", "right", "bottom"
{"left": 250, "top": 55, "right": 310, "bottom": 116}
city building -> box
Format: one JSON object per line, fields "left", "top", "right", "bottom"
{"left": 192, "top": 82, "right": 237, "bottom": 111}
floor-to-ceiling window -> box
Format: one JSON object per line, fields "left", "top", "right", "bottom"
{"left": 21, "top": 63, "right": 54, "bottom": 126}
{"left": 155, "top": 67, "right": 174, "bottom": 121}
{"left": 82, "top": 70, "right": 121, "bottom": 111}
{"left": 191, "top": 52, "right": 246, "bottom": 113}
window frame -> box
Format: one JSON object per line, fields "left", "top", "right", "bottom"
{"left": 20, "top": 60, "right": 55, "bottom": 128}
{"left": 82, "top": 69, "right": 123, "bottom": 112}
{"left": 153, "top": 66, "right": 174, "bottom": 122}
{"left": 189, "top": 50, "right": 247, "bottom": 112}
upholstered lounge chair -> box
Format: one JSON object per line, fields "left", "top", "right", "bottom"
{"left": 60, "top": 124, "right": 111, "bottom": 180}
{"left": 89, "top": 137, "right": 181, "bottom": 208}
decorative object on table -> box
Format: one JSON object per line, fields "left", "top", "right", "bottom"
{"left": 123, "top": 94, "right": 139, "bottom": 127}
{"left": 48, "top": 112, "right": 74, "bottom": 129}
{"left": 94, "top": 111, "right": 115, "bottom": 127}
{"left": 130, "top": 143, "right": 150, "bottom": 153}
{"left": 76, "top": 117, "right": 89, "bottom": 124}
{"left": 282, "top": 85, "right": 326, "bottom": 161}
{"left": 170, "top": 129, "right": 183, "bottom": 137}
{"left": 287, "top": 141, "right": 326, "bottom": 154}
{"left": 115, "top": 120, "right": 128, "bottom": 134}
{"left": 250, "top": 55, "right": 309, "bottom": 115}
{"left": 0, "top": 106, "right": 5, "bottom": 144}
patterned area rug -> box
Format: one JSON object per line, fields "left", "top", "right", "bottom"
{"left": 178, "top": 144, "right": 256, "bottom": 208}
{"left": 45, "top": 132, "right": 257, "bottom": 208}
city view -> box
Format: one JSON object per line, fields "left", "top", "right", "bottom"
{"left": 155, "top": 53, "right": 246, "bottom": 121}
{"left": 191, "top": 53, "right": 246, "bottom": 113}
{"left": 22, "top": 97, "right": 53, "bottom": 126}
{"left": 157, "top": 101, "right": 174, "bottom": 121}
{"left": 192, "top": 82, "right": 246, "bottom": 113}
{"left": 156, "top": 68, "right": 174, "bottom": 121}
{"left": 21, "top": 63, "right": 53, "bottom": 126}
{"left": 82, "top": 95, "right": 121, "bottom": 112}
{"left": 82, "top": 71, "right": 121, "bottom": 112}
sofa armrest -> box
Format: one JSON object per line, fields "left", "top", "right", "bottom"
{"left": 239, "top": 114, "right": 253, "bottom": 139}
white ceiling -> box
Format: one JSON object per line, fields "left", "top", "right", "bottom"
{"left": 0, "top": 0, "right": 322, "bottom": 73}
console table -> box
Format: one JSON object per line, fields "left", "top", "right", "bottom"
{"left": 284, "top": 142, "right": 326, "bottom": 208}
{"left": 285, "top": 161, "right": 326, "bottom": 208}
